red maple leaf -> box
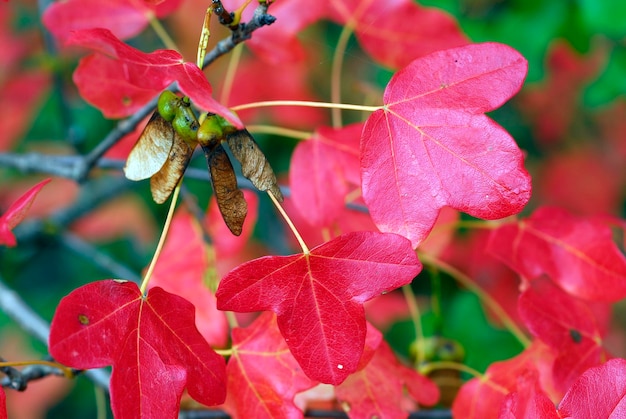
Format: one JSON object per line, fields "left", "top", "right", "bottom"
{"left": 335, "top": 340, "right": 439, "bottom": 416}
{"left": 557, "top": 358, "right": 626, "bottom": 418}
{"left": 487, "top": 206, "right": 626, "bottom": 302}
{"left": 149, "top": 209, "right": 229, "bottom": 347}
{"left": 0, "top": 178, "right": 51, "bottom": 247}
{"left": 223, "top": 312, "right": 317, "bottom": 418}
{"left": 42, "top": 0, "right": 171, "bottom": 42}
{"left": 361, "top": 43, "right": 530, "bottom": 248}
{"left": 452, "top": 341, "right": 559, "bottom": 417}
{"left": 289, "top": 123, "right": 362, "bottom": 227}
{"left": 328, "top": 0, "right": 468, "bottom": 69}
{"left": 49, "top": 280, "right": 227, "bottom": 418}
{"left": 518, "top": 276, "right": 610, "bottom": 393}
{"left": 216, "top": 231, "right": 421, "bottom": 384}
{"left": 498, "top": 369, "right": 559, "bottom": 419}
{"left": 64, "top": 28, "right": 240, "bottom": 125}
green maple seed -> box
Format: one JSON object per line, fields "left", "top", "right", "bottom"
{"left": 197, "top": 113, "right": 226, "bottom": 147}
{"left": 157, "top": 90, "right": 180, "bottom": 121}
{"left": 198, "top": 113, "right": 283, "bottom": 201}
{"left": 157, "top": 91, "right": 199, "bottom": 146}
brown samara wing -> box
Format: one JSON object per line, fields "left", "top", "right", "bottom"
{"left": 124, "top": 112, "right": 174, "bottom": 181}
{"left": 226, "top": 129, "right": 283, "bottom": 202}
{"left": 149, "top": 129, "right": 194, "bottom": 204}
{"left": 203, "top": 142, "right": 247, "bottom": 236}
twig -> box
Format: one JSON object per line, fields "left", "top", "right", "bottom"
{"left": 1, "top": 357, "right": 69, "bottom": 391}
{"left": 77, "top": 3, "right": 275, "bottom": 178}
{"left": 203, "top": 3, "right": 276, "bottom": 67}
{"left": 59, "top": 233, "right": 141, "bottom": 282}
{"left": 0, "top": 276, "right": 112, "bottom": 391}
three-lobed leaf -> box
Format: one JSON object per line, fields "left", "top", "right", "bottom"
{"left": 216, "top": 231, "right": 421, "bottom": 384}
{"left": 49, "top": 280, "right": 226, "bottom": 418}
{"left": 361, "top": 42, "right": 531, "bottom": 248}
{"left": 65, "top": 28, "right": 241, "bottom": 125}
{"left": 487, "top": 206, "right": 626, "bottom": 301}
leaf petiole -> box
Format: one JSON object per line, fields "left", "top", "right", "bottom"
{"left": 139, "top": 184, "right": 181, "bottom": 295}
{"left": 148, "top": 15, "right": 178, "bottom": 52}
{"left": 330, "top": 21, "right": 356, "bottom": 128}
{"left": 402, "top": 284, "right": 425, "bottom": 368}
{"left": 246, "top": 124, "right": 312, "bottom": 140}
{"left": 419, "top": 361, "right": 483, "bottom": 379}
{"left": 231, "top": 100, "right": 381, "bottom": 113}
{"left": 268, "top": 190, "right": 309, "bottom": 254}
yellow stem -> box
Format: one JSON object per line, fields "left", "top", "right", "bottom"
{"left": 139, "top": 184, "right": 181, "bottom": 294}
{"left": 420, "top": 361, "right": 483, "bottom": 378}
{"left": 402, "top": 284, "right": 425, "bottom": 368}
{"left": 214, "top": 348, "right": 233, "bottom": 356}
{"left": 268, "top": 190, "right": 309, "bottom": 254}
{"left": 95, "top": 386, "right": 106, "bottom": 419}
{"left": 245, "top": 124, "right": 312, "bottom": 140}
{"left": 419, "top": 252, "right": 531, "bottom": 348}
{"left": 231, "top": 100, "right": 381, "bottom": 113}
{"left": 330, "top": 23, "right": 355, "bottom": 128}
{"left": 219, "top": 43, "right": 244, "bottom": 105}
{"left": 0, "top": 360, "right": 74, "bottom": 378}
{"left": 149, "top": 15, "right": 178, "bottom": 52}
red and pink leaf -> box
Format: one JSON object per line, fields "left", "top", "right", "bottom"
{"left": 224, "top": 312, "right": 317, "bottom": 418}
{"left": 43, "top": 0, "right": 154, "bottom": 42}
{"left": 329, "top": 0, "right": 468, "bottom": 69}
{"left": 289, "top": 123, "right": 362, "bottom": 227}
{"left": 498, "top": 369, "right": 559, "bottom": 419}
{"left": 557, "top": 358, "right": 626, "bottom": 418}
{"left": 66, "top": 28, "right": 240, "bottom": 125}
{"left": 518, "top": 276, "right": 611, "bottom": 393}
{"left": 452, "top": 342, "right": 558, "bottom": 418}
{"left": 49, "top": 280, "right": 226, "bottom": 418}
{"left": 0, "top": 178, "right": 51, "bottom": 247}
{"left": 335, "top": 341, "right": 439, "bottom": 417}
{"left": 361, "top": 43, "right": 530, "bottom": 248}
{"left": 487, "top": 207, "right": 626, "bottom": 301}
{"left": 518, "top": 276, "right": 607, "bottom": 352}
{"left": 216, "top": 231, "right": 421, "bottom": 384}
{"left": 42, "top": 0, "right": 182, "bottom": 42}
